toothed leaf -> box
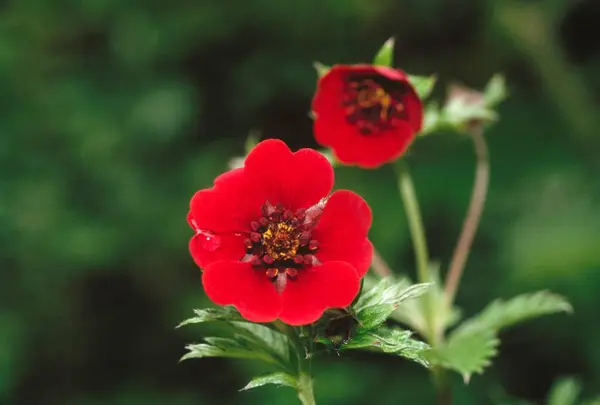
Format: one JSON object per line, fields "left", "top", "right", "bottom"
{"left": 430, "top": 326, "right": 499, "bottom": 383}
{"left": 240, "top": 372, "right": 297, "bottom": 391}
{"left": 461, "top": 291, "right": 572, "bottom": 333}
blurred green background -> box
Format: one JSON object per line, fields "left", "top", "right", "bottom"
{"left": 1, "top": 0, "right": 599, "bottom": 404}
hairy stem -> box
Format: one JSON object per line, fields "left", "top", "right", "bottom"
{"left": 444, "top": 127, "right": 490, "bottom": 307}
{"left": 433, "top": 367, "right": 452, "bottom": 405}
{"left": 396, "top": 161, "right": 450, "bottom": 404}
{"left": 395, "top": 162, "right": 430, "bottom": 284}
{"left": 297, "top": 373, "right": 316, "bottom": 405}
{"left": 280, "top": 324, "right": 316, "bottom": 405}
{"left": 395, "top": 162, "right": 436, "bottom": 339}
{"left": 371, "top": 247, "right": 392, "bottom": 277}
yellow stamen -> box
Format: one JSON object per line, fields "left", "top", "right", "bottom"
{"left": 262, "top": 223, "right": 300, "bottom": 260}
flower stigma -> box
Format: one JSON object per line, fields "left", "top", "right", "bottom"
{"left": 343, "top": 75, "right": 408, "bottom": 135}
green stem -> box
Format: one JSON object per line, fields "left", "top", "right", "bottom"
{"left": 395, "top": 161, "right": 450, "bottom": 404}
{"left": 444, "top": 127, "right": 489, "bottom": 308}
{"left": 297, "top": 373, "right": 316, "bottom": 405}
{"left": 395, "top": 161, "right": 430, "bottom": 284}
{"left": 432, "top": 367, "right": 452, "bottom": 405}
{"left": 277, "top": 323, "right": 316, "bottom": 405}
{"left": 394, "top": 161, "right": 437, "bottom": 339}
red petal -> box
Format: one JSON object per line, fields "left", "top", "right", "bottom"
{"left": 190, "top": 189, "right": 249, "bottom": 233}
{"left": 187, "top": 211, "right": 198, "bottom": 231}
{"left": 202, "top": 261, "right": 282, "bottom": 323}
{"left": 189, "top": 233, "right": 246, "bottom": 269}
{"left": 312, "top": 190, "right": 373, "bottom": 276}
{"left": 311, "top": 64, "right": 421, "bottom": 168}
{"left": 244, "top": 139, "right": 334, "bottom": 210}
{"left": 372, "top": 65, "right": 409, "bottom": 81}
{"left": 315, "top": 113, "right": 416, "bottom": 168}
{"left": 279, "top": 261, "right": 360, "bottom": 325}
{"left": 404, "top": 93, "right": 423, "bottom": 133}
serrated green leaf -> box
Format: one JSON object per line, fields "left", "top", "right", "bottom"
{"left": 230, "top": 322, "right": 292, "bottom": 365}
{"left": 313, "top": 61, "right": 330, "bottom": 78}
{"left": 373, "top": 37, "right": 395, "bottom": 67}
{"left": 461, "top": 291, "right": 572, "bottom": 333}
{"left": 356, "top": 304, "right": 396, "bottom": 330}
{"left": 177, "top": 306, "right": 244, "bottom": 328}
{"left": 354, "top": 277, "right": 397, "bottom": 309}
{"left": 391, "top": 263, "right": 461, "bottom": 336}
{"left": 483, "top": 74, "right": 508, "bottom": 107}
{"left": 342, "top": 326, "right": 430, "bottom": 367}
{"left": 181, "top": 341, "right": 275, "bottom": 364}
{"left": 355, "top": 277, "right": 430, "bottom": 312}
{"left": 431, "top": 326, "right": 499, "bottom": 383}
{"left": 240, "top": 372, "right": 297, "bottom": 391}
{"left": 353, "top": 279, "right": 430, "bottom": 332}
{"left": 181, "top": 318, "right": 293, "bottom": 369}
{"left": 547, "top": 378, "right": 581, "bottom": 405}
{"left": 408, "top": 74, "right": 437, "bottom": 100}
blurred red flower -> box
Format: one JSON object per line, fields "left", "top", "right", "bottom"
{"left": 188, "top": 139, "right": 373, "bottom": 325}
{"left": 312, "top": 64, "right": 423, "bottom": 168}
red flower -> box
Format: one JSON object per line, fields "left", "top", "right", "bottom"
{"left": 312, "top": 64, "right": 423, "bottom": 168}
{"left": 188, "top": 139, "right": 373, "bottom": 325}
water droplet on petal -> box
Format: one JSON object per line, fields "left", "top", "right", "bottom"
{"left": 198, "top": 230, "right": 221, "bottom": 252}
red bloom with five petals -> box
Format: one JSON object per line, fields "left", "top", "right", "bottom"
{"left": 188, "top": 139, "right": 373, "bottom": 325}
{"left": 312, "top": 64, "right": 423, "bottom": 168}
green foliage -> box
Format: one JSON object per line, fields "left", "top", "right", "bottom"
{"left": 313, "top": 62, "right": 330, "bottom": 79}
{"left": 443, "top": 91, "right": 497, "bottom": 127}
{"left": 354, "top": 277, "right": 430, "bottom": 334}
{"left": 430, "top": 326, "right": 499, "bottom": 383}
{"left": 391, "top": 265, "right": 461, "bottom": 337}
{"left": 408, "top": 75, "right": 437, "bottom": 101}
{"left": 354, "top": 277, "right": 431, "bottom": 312}
{"left": 240, "top": 372, "right": 297, "bottom": 391}
{"left": 177, "top": 306, "right": 244, "bottom": 327}
{"left": 182, "top": 340, "right": 274, "bottom": 363}
{"left": 373, "top": 37, "right": 395, "bottom": 67}
{"left": 460, "top": 291, "right": 572, "bottom": 333}
{"left": 420, "top": 73, "right": 508, "bottom": 135}
{"left": 484, "top": 74, "right": 508, "bottom": 107}
{"left": 547, "top": 378, "right": 582, "bottom": 405}
{"left": 179, "top": 308, "right": 293, "bottom": 370}
{"left": 316, "top": 278, "right": 431, "bottom": 366}
{"left": 244, "top": 130, "right": 261, "bottom": 154}
{"left": 343, "top": 326, "right": 430, "bottom": 367}
{"left": 427, "top": 290, "right": 571, "bottom": 382}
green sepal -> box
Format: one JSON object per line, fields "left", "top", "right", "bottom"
{"left": 408, "top": 74, "right": 437, "bottom": 100}
{"left": 313, "top": 61, "right": 330, "bottom": 79}
{"left": 373, "top": 37, "right": 395, "bottom": 67}
{"left": 547, "top": 378, "right": 582, "bottom": 405}
{"left": 483, "top": 74, "right": 508, "bottom": 107}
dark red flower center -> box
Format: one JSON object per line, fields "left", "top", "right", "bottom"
{"left": 243, "top": 201, "right": 322, "bottom": 293}
{"left": 343, "top": 73, "right": 409, "bottom": 135}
